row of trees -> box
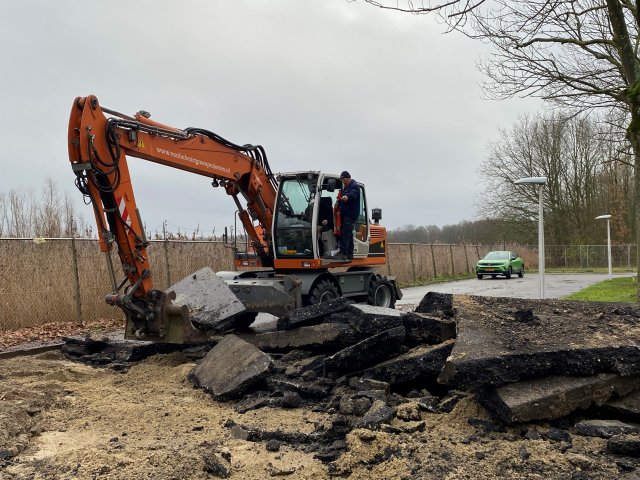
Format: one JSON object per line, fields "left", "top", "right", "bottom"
{"left": 390, "top": 112, "right": 634, "bottom": 246}
{"left": 0, "top": 179, "right": 91, "bottom": 238}
{"left": 480, "top": 111, "right": 633, "bottom": 245}
{"left": 0, "top": 179, "right": 228, "bottom": 241}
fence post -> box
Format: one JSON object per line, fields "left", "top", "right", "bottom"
{"left": 586, "top": 245, "right": 589, "bottom": 270}
{"left": 70, "top": 234, "right": 83, "bottom": 325}
{"left": 463, "top": 245, "right": 470, "bottom": 273}
{"left": 449, "top": 245, "right": 455, "bottom": 275}
{"left": 629, "top": 245, "right": 631, "bottom": 269}
{"left": 387, "top": 244, "right": 392, "bottom": 275}
{"left": 409, "top": 243, "right": 416, "bottom": 282}
{"left": 430, "top": 244, "right": 437, "bottom": 279}
{"left": 163, "top": 240, "right": 171, "bottom": 287}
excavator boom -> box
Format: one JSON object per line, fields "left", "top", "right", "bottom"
{"left": 68, "top": 95, "right": 277, "bottom": 340}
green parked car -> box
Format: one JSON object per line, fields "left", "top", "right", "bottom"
{"left": 476, "top": 251, "right": 524, "bottom": 280}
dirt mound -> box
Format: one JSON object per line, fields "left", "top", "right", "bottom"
{"left": 3, "top": 295, "right": 640, "bottom": 478}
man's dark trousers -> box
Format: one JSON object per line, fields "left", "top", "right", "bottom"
{"left": 340, "top": 217, "right": 355, "bottom": 259}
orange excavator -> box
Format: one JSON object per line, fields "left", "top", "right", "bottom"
{"left": 68, "top": 95, "right": 401, "bottom": 343}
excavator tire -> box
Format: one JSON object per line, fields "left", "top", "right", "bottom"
{"left": 308, "top": 279, "right": 340, "bottom": 305}
{"left": 367, "top": 277, "right": 395, "bottom": 309}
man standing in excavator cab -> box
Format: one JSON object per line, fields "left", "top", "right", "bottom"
{"left": 335, "top": 171, "right": 360, "bottom": 261}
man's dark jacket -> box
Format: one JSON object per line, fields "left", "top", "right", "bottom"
{"left": 340, "top": 180, "right": 360, "bottom": 220}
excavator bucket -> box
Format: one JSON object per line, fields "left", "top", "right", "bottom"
{"left": 124, "top": 267, "right": 247, "bottom": 344}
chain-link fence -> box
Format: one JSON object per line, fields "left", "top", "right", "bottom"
{"left": 544, "top": 245, "right": 637, "bottom": 270}
{"left": 0, "top": 238, "right": 235, "bottom": 332}
{"left": 0, "top": 239, "right": 635, "bottom": 331}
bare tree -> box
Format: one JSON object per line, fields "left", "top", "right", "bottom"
{"left": 0, "top": 192, "right": 7, "bottom": 237}
{"left": 478, "top": 112, "right": 630, "bottom": 244}
{"left": 361, "top": 0, "right": 640, "bottom": 295}
{"left": 0, "top": 180, "right": 90, "bottom": 238}
{"left": 7, "top": 188, "right": 36, "bottom": 237}
{"left": 35, "top": 177, "right": 63, "bottom": 237}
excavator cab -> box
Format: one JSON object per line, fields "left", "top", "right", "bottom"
{"left": 273, "top": 172, "right": 370, "bottom": 263}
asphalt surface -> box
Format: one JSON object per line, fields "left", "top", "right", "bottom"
{"left": 251, "top": 273, "right": 633, "bottom": 331}
{"left": 396, "top": 273, "right": 634, "bottom": 307}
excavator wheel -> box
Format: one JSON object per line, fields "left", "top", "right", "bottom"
{"left": 308, "top": 279, "right": 340, "bottom": 305}
{"left": 368, "top": 277, "right": 396, "bottom": 309}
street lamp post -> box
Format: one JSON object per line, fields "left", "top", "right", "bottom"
{"left": 595, "top": 214, "right": 612, "bottom": 280}
{"left": 514, "top": 176, "right": 548, "bottom": 299}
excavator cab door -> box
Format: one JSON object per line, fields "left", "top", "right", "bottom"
{"left": 352, "top": 183, "right": 370, "bottom": 258}
{"left": 273, "top": 174, "right": 316, "bottom": 259}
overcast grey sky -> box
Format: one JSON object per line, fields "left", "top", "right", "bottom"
{"left": 0, "top": 0, "right": 540, "bottom": 235}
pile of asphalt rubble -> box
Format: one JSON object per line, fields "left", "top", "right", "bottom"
{"left": 63, "top": 291, "right": 640, "bottom": 471}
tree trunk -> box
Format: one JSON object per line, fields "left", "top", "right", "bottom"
{"left": 627, "top": 110, "right": 640, "bottom": 301}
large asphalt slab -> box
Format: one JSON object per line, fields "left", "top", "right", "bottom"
{"left": 252, "top": 273, "right": 633, "bottom": 330}
{"left": 397, "top": 273, "right": 635, "bottom": 308}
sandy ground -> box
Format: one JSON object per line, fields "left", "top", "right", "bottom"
{"left": 2, "top": 282, "right": 640, "bottom": 479}
{"left": 1, "top": 348, "right": 635, "bottom": 480}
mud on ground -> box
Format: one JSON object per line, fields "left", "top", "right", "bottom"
{"left": 1, "top": 347, "right": 636, "bottom": 479}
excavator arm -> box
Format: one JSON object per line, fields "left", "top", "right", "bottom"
{"left": 67, "top": 95, "right": 277, "bottom": 340}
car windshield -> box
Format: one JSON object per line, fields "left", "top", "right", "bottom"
{"left": 484, "top": 251, "right": 509, "bottom": 260}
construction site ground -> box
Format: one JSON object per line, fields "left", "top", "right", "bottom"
{"left": 1, "top": 275, "right": 639, "bottom": 479}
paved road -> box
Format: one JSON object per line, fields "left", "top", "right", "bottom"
{"left": 396, "top": 273, "right": 634, "bottom": 308}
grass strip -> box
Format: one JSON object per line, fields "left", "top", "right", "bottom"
{"left": 562, "top": 276, "right": 637, "bottom": 303}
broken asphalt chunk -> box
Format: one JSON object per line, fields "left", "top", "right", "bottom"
{"left": 607, "top": 435, "right": 640, "bottom": 456}
{"left": 189, "top": 335, "right": 272, "bottom": 400}
{"left": 62, "top": 334, "right": 182, "bottom": 367}
{"left": 414, "top": 292, "right": 456, "bottom": 318}
{"left": 239, "top": 324, "right": 358, "bottom": 353}
{"left": 276, "top": 298, "right": 353, "bottom": 331}
{"left": 575, "top": 419, "right": 640, "bottom": 438}
{"left": 283, "top": 355, "right": 326, "bottom": 378}
{"left": 355, "top": 400, "right": 395, "bottom": 430}
{"left": 203, "top": 452, "right": 231, "bottom": 478}
{"left": 267, "top": 375, "right": 331, "bottom": 398}
{"left": 171, "top": 267, "right": 246, "bottom": 331}
{"left": 605, "top": 390, "right": 640, "bottom": 421}
{"left": 403, "top": 312, "right": 456, "bottom": 347}
{"left": 481, "top": 374, "right": 640, "bottom": 424}
{"left": 328, "top": 304, "right": 405, "bottom": 338}
{"left": 323, "top": 326, "right": 406, "bottom": 374}
{"left": 361, "top": 339, "right": 454, "bottom": 386}
{"left": 439, "top": 295, "right": 640, "bottom": 388}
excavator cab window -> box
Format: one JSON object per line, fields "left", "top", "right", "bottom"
{"left": 323, "top": 178, "right": 338, "bottom": 192}
{"left": 274, "top": 175, "right": 316, "bottom": 258}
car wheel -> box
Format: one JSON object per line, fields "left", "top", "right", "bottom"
{"left": 477, "top": 274, "right": 483, "bottom": 280}
{"left": 506, "top": 266, "right": 512, "bottom": 279}
{"left": 518, "top": 267, "right": 524, "bottom": 278}
{"left": 309, "top": 279, "right": 340, "bottom": 305}
{"left": 367, "top": 277, "right": 396, "bottom": 309}
{"left": 491, "top": 274, "right": 497, "bottom": 279}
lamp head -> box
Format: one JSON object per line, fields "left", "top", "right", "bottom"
{"left": 514, "top": 176, "right": 548, "bottom": 185}
{"left": 595, "top": 214, "right": 611, "bottom": 220}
